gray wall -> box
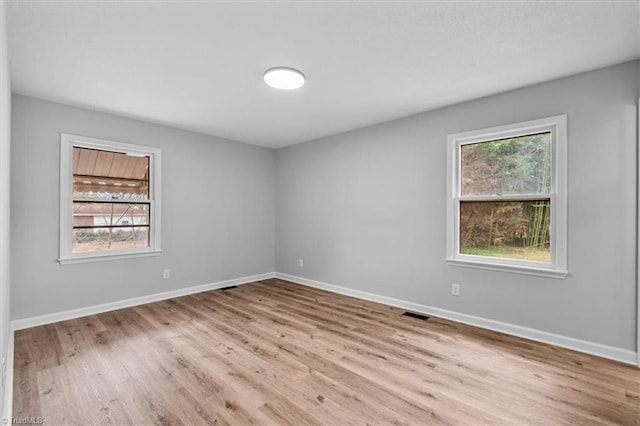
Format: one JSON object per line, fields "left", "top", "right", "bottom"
{"left": 276, "top": 60, "right": 639, "bottom": 352}
{"left": 0, "top": 0, "right": 11, "bottom": 418}
{"left": 11, "top": 95, "right": 275, "bottom": 320}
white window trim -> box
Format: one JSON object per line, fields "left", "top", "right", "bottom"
{"left": 446, "top": 115, "right": 568, "bottom": 279}
{"left": 59, "top": 133, "right": 162, "bottom": 265}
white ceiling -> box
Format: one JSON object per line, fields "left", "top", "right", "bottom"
{"left": 7, "top": 1, "right": 640, "bottom": 149}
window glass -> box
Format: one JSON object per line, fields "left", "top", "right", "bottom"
{"left": 459, "top": 200, "right": 550, "bottom": 262}
{"left": 460, "top": 132, "right": 551, "bottom": 197}
{"left": 73, "top": 147, "right": 149, "bottom": 200}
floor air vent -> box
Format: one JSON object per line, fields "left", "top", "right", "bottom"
{"left": 402, "top": 311, "right": 430, "bottom": 321}
{"left": 221, "top": 285, "right": 238, "bottom": 291}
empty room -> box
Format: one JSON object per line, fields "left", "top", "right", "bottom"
{"left": 0, "top": 0, "right": 639, "bottom": 424}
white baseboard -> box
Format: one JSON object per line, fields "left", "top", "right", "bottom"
{"left": 11, "top": 272, "right": 276, "bottom": 331}
{"left": 2, "top": 327, "right": 13, "bottom": 422}
{"left": 275, "top": 272, "right": 638, "bottom": 366}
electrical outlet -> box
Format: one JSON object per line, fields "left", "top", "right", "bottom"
{"left": 163, "top": 269, "right": 171, "bottom": 279}
{"left": 451, "top": 283, "right": 460, "bottom": 296}
{"left": 299, "top": 259, "right": 304, "bottom": 267}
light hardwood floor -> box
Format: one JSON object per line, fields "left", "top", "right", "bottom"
{"left": 12, "top": 278, "right": 640, "bottom": 425}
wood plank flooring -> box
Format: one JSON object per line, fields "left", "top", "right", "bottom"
{"left": 12, "top": 278, "right": 640, "bottom": 425}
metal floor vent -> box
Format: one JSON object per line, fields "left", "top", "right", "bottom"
{"left": 220, "top": 285, "right": 238, "bottom": 291}
{"left": 402, "top": 311, "right": 430, "bottom": 321}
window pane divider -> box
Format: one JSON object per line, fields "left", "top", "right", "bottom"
{"left": 72, "top": 198, "right": 151, "bottom": 204}
{"left": 73, "top": 224, "right": 150, "bottom": 230}
{"left": 458, "top": 194, "right": 552, "bottom": 202}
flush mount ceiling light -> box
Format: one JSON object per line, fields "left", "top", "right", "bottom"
{"left": 263, "top": 67, "right": 305, "bottom": 90}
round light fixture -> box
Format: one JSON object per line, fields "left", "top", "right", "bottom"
{"left": 264, "top": 67, "right": 305, "bottom": 90}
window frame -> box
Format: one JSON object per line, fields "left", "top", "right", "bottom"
{"left": 446, "top": 115, "right": 568, "bottom": 279}
{"left": 59, "top": 133, "right": 162, "bottom": 265}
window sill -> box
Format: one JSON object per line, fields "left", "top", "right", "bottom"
{"left": 446, "top": 258, "right": 568, "bottom": 279}
{"left": 58, "top": 249, "right": 162, "bottom": 265}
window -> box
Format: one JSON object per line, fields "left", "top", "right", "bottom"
{"left": 446, "top": 115, "right": 567, "bottom": 278}
{"left": 59, "top": 134, "right": 161, "bottom": 264}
